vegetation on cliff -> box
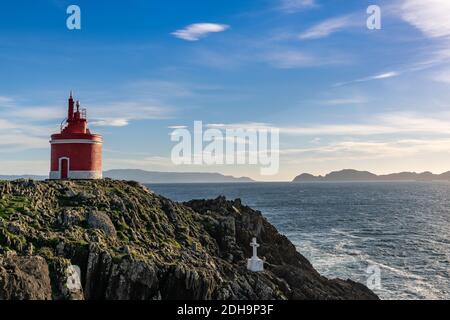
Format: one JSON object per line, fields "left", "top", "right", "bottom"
{"left": 0, "top": 179, "right": 377, "bottom": 300}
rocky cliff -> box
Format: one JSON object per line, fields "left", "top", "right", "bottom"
{"left": 0, "top": 179, "right": 378, "bottom": 300}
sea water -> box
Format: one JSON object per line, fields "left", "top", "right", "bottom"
{"left": 147, "top": 181, "right": 450, "bottom": 300}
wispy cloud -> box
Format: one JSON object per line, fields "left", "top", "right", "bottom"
{"left": 172, "top": 23, "right": 230, "bottom": 41}
{"left": 299, "top": 15, "right": 356, "bottom": 40}
{"left": 0, "top": 133, "right": 48, "bottom": 151}
{"left": 91, "top": 118, "right": 129, "bottom": 127}
{"left": 398, "top": 0, "right": 450, "bottom": 39}
{"left": 334, "top": 71, "right": 399, "bottom": 86}
{"left": 0, "top": 96, "right": 15, "bottom": 107}
{"left": 3, "top": 99, "right": 171, "bottom": 128}
{"left": 262, "top": 50, "right": 315, "bottom": 68}
{"left": 378, "top": 0, "right": 450, "bottom": 80}
{"left": 0, "top": 117, "right": 50, "bottom": 151}
{"left": 9, "top": 106, "right": 64, "bottom": 120}
{"left": 0, "top": 160, "right": 49, "bottom": 175}
{"left": 90, "top": 100, "right": 173, "bottom": 127}
{"left": 431, "top": 69, "right": 450, "bottom": 84}
{"left": 206, "top": 122, "right": 272, "bottom": 131}
{"left": 210, "top": 112, "right": 450, "bottom": 137}
{"left": 320, "top": 97, "right": 368, "bottom": 106}
{"left": 278, "top": 0, "right": 317, "bottom": 13}
{"left": 261, "top": 48, "right": 349, "bottom": 69}
{"left": 281, "top": 138, "right": 450, "bottom": 161}
{"left": 168, "top": 125, "right": 188, "bottom": 129}
{"left": 198, "top": 113, "right": 450, "bottom": 171}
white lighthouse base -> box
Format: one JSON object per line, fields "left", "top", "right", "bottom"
{"left": 49, "top": 170, "right": 102, "bottom": 180}
{"left": 247, "top": 257, "right": 264, "bottom": 272}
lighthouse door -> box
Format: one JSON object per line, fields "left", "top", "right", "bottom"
{"left": 60, "top": 158, "right": 69, "bottom": 179}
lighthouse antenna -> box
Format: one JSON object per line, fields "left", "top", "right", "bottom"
{"left": 68, "top": 92, "right": 74, "bottom": 120}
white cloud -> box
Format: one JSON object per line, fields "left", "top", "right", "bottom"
{"left": 206, "top": 122, "right": 272, "bottom": 131}
{"left": 431, "top": 69, "right": 450, "bottom": 84}
{"left": 281, "top": 138, "right": 450, "bottom": 161}
{"left": 91, "top": 118, "right": 129, "bottom": 127}
{"left": 0, "top": 133, "right": 48, "bottom": 150}
{"left": 261, "top": 48, "right": 348, "bottom": 69}
{"left": 379, "top": 1, "right": 450, "bottom": 78}
{"left": 2, "top": 99, "right": 171, "bottom": 128}
{"left": 335, "top": 71, "right": 399, "bottom": 86}
{"left": 192, "top": 46, "right": 348, "bottom": 70}
{"left": 0, "top": 160, "right": 49, "bottom": 175}
{"left": 0, "top": 117, "right": 50, "bottom": 151}
{"left": 172, "top": 23, "right": 230, "bottom": 41}
{"left": 9, "top": 106, "right": 64, "bottom": 120}
{"left": 0, "top": 96, "right": 15, "bottom": 107}
{"left": 320, "top": 97, "right": 368, "bottom": 106}
{"left": 88, "top": 100, "right": 172, "bottom": 127}
{"left": 371, "top": 72, "right": 399, "bottom": 80}
{"left": 199, "top": 113, "right": 450, "bottom": 175}
{"left": 279, "top": 0, "right": 316, "bottom": 13}
{"left": 399, "top": 0, "right": 450, "bottom": 39}
{"left": 299, "top": 15, "right": 355, "bottom": 39}
{"left": 263, "top": 50, "right": 315, "bottom": 68}
{"left": 212, "top": 112, "right": 450, "bottom": 137}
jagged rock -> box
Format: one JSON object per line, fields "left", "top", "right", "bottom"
{"left": 49, "top": 257, "right": 84, "bottom": 300}
{"left": 0, "top": 255, "right": 52, "bottom": 300}
{"left": 87, "top": 210, "right": 116, "bottom": 238}
{"left": 64, "top": 188, "right": 77, "bottom": 198}
{"left": 0, "top": 180, "right": 379, "bottom": 300}
{"left": 57, "top": 209, "right": 84, "bottom": 228}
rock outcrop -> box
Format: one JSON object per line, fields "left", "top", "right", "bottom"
{"left": 0, "top": 254, "right": 52, "bottom": 300}
{"left": 0, "top": 179, "right": 378, "bottom": 300}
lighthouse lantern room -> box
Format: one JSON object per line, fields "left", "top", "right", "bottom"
{"left": 49, "top": 93, "right": 102, "bottom": 180}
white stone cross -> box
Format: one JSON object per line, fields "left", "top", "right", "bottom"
{"left": 247, "top": 237, "right": 264, "bottom": 272}
{"left": 250, "top": 237, "right": 260, "bottom": 258}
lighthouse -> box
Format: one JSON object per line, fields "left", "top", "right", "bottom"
{"left": 49, "top": 93, "right": 102, "bottom": 180}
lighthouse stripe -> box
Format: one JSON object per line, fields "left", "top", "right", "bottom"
{"left": 50, "top": 139, "right": 102, "bottom": 145}
{"left": 49, "top": 170, "right": 102, "bottom": 180}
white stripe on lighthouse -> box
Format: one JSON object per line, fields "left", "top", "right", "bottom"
{"left": 50, "top": 139, "right": 102, "bottom": 145}
{"left": 49, "top": 170, "right": 102, "bottom": 180}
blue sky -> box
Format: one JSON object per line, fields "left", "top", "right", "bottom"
{"left": 1, "top": 0, "right": 450, "bottom": 181}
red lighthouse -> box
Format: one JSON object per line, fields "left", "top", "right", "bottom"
{"left": 49, "top": 93, "right": 102, "bottom": 180}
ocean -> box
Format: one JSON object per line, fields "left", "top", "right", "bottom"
{"left": 147, "top": 182, "right": 450, "bottom": 300}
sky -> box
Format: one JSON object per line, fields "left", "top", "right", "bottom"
{"left": 1, "top": 0, "right": 450, "bottom": 181}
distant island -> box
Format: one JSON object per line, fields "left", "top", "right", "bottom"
{"left": 0, "top": 169, "right": 254, "bottom": 184}
{"left": 293, "top": 169, "right": 450, "bottom": 182}
{"left": 103, "top": 169, "right": 254, "bottom": 183}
